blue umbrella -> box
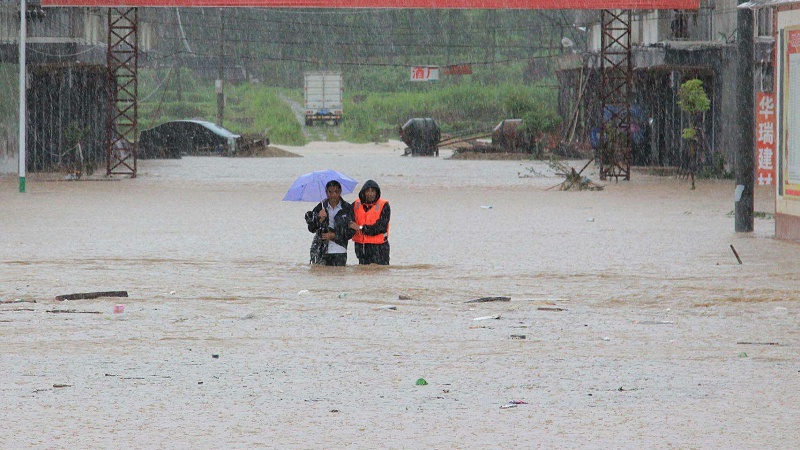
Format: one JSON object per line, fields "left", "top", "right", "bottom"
{"left": 282, "top": 169, "right": 358, "bottom": 202}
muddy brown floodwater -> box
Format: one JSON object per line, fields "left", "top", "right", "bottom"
{"left": 1, "top": 141, "right": 798, "bottom": 449}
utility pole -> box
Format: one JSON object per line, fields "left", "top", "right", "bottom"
{"left": 735, "top": 0, "right": 754, "bottom": 232}
{"left": 174, "top": 7, "right": 192, "bottom": 102}
{"left": 175, "top": 13, "right": 182, "bottom": 102}
{"left": 18, "top": 0, "right": 27, "bottom": 193}
{"left": 216, "top": 8, "right": 224, "bottom": 127}
{"left": 242, "top": 10, "right": 250, "bottom": 83}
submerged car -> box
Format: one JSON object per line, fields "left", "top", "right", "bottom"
{"left": 138, "top": 120, "right": 241, "bottom": 159}
{"left": 400, "top": 118, "right": 441, "bottom": 156}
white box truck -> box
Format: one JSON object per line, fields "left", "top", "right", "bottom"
{"left": 304, "top": 71, "right": 343, "bottom": 126}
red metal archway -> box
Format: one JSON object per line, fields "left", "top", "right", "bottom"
{"left": 45, "top": 0, "right": 697, "bottom": 8}
{"left": 42, "top": 0, "right": 699, "bottom": 178}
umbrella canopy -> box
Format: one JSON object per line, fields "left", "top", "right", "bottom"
{"left": 282, "top": 169, "right": 358, "bottom": 202}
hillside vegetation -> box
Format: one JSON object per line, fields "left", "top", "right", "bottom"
{"left": 138, "top": 8, "right": 571, "bottom": 145}
{"left": 139, "top": 64, "right": 560, "bottom": 146}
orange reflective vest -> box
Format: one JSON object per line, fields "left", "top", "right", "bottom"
{"left": 353, "top": 198, "right": 389, "bottom": 244}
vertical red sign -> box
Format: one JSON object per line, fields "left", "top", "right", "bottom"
{"left": 756, "top": 92, "right": 776, "bottom": 186}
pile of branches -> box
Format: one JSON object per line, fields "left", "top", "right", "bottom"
{"left": 548, "top": 158, "right": 603, "bottom": 191}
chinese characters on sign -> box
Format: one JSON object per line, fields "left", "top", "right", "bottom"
{"left": 756, "top": 92, "right": 776, "bottom": 186}
{"left": 410, "top": 66, "right": 439, "bottom": 82}
{"left": 441, "top": 65, "right": 473, "bottom": 76}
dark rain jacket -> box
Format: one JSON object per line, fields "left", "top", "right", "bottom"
{"left": 305, "top": 199, "right": 356, "bottom": 249}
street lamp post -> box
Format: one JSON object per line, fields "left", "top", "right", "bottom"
{"left": 18, "top": 0, "right": 27, "bottom": 193}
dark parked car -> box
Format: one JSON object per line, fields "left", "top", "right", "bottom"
{"left": 138, "top": 120, "right": 241, "bottom": 159}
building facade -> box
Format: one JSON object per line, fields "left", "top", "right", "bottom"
{"left": 558, "top": 2, "right": 774, "bottom": 176}
{"left": 0, "top": 4, "right": 156, "bottom": 174}
{"left": 751, "top": 0, "right": 800, "bottom": 241}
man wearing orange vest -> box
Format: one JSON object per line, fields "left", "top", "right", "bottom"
{"left": 349, "top": 179, "right": 391, "bottom": 265}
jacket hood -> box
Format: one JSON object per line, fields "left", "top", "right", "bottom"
{"left": 358, "top": 179, "right": 381, "bottom": 204}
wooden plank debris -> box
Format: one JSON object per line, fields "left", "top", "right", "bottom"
{"left": 730, "top": 245, "right": 743, "bottom": 264}
{"left": 466, "top": 296, "right": 511, "bottom": 303}
{"left": 55, "top": 291, "right": 128, "bottom": 301}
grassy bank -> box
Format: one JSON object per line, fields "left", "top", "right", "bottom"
{"left": 138, "top": 67, "right": 559, "bottom": 146}
{"left": 139, "top": 68, "right": 306, "bottom": 146}
{"left": 341, "top": 82, "right": 558, "bottom": 142}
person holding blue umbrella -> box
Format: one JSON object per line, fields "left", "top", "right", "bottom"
{"left": 284, "top": 169, "right": 358, "bottom": 265}
{"left": 305, "top": 180, "right": 356, "bottom": 266}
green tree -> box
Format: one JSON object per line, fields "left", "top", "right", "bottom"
{"left": 677, "top": 78, "right": 710, "bottom": 189}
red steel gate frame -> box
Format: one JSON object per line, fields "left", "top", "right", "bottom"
{"left": 106, "top": 7, "right": 138, "bottom": 177}
{"left": 97, "top": 6, "right": 635, "bottom": 180}
{"left": 98, "top": 7, "right": 634, "bottom": 180}
{"left": 43, "top": 0, "right": 696, "bottom": 179}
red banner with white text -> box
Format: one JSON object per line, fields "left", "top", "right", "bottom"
{"left": 755, "top": 92, "right": 776, "bottom": 186}
{"left": 43, "top": 0, "right": 699, "bottom": 9}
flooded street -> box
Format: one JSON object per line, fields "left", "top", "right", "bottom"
{"left": 1, "top": 141, "right": 799, "bottom": 448}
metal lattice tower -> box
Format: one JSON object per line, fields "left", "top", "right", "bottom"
{"left": 599, "top": 9, "right": 633, "bottom": 181}
{"left": 106, "top": 8, "right": 138, "bottom": 177}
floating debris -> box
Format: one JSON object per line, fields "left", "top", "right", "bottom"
{"left": 56, "top": 291, "right": 128, "bottom": 301}
{"left": 499, "top": 401, "right": 528, "bottom": 409}
{"left": 0, "top": 298, "right": 36, "bottom": 304}
{"left": 473, "top": 315, "right": 501, "bottom": 321}
{"left": 547, "top": 158, "right": 603, "bottom": 191}
{"left": 730, "top": 245, "right": 743, "bottom": 264}
{"left": 466, "top": 296, "right": 510, "bottom": 303}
